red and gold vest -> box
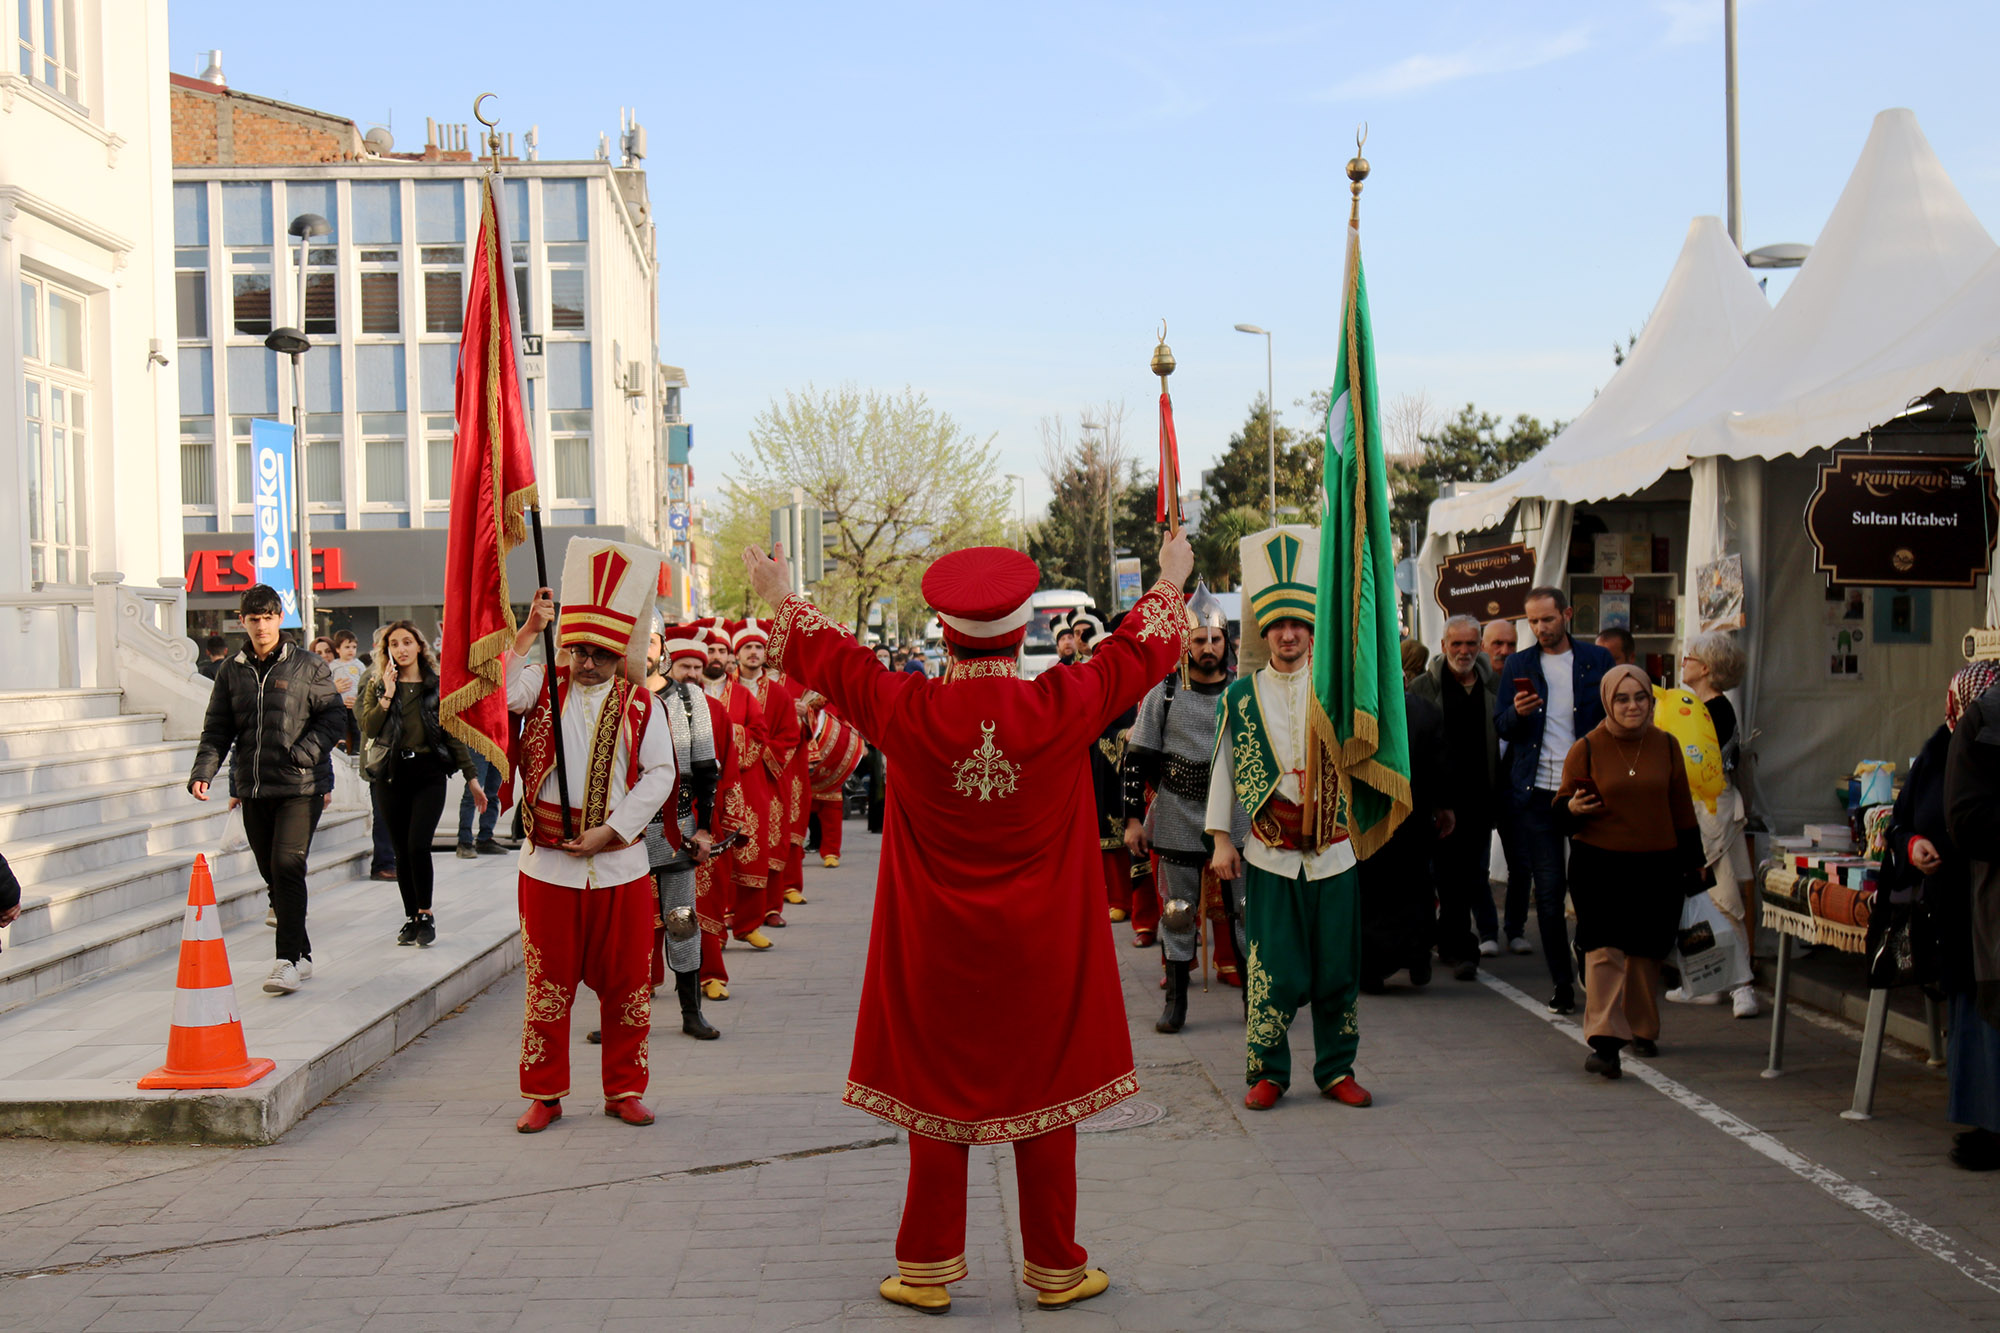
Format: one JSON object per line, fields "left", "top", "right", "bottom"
{"left": 518, "top": 667, "right": 655, "bottom": 849}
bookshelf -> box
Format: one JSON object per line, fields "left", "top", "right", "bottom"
{"left": 1565, "top": 570, "right": 1682, "bottom": 686}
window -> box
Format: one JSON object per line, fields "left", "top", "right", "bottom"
{"left": 360, "top": 270, "right": 399, "bottom": 334}
{"left": 544, "top": 180, "right": 588, "bottom": 242}
{"left": 423, "top": 261, "right": 463, "bottom": 334}
{"left": 20, "top": 274, "right": 91, "bottom": 583}
{"left": 512, "top": 243, "right": 531, "bottom": 331}
{"left": 232, "top": 271, "right": 272, "bottom": 335}
{"left": 554, "top": 434, "right": 593, "bottom": 501}
{"left": 305, "top": 414, "right": 343, "bottom": 505}
{"left": 176, "top": 271, "right": 208, "bottom": 339}
{"left": 17, "top": 0, "right": 80, "bottom": 101}
{"left": 222, "top": 183, "right": 273, "bottom": 247}
{"left": 415, "top": 182, "right": 465, "bottom": 244}
{"left": 548, "top": 242, "right": 587, "bottom": 331}
{"left": 424, "top": 414, "right": 455, "bottom": 503}
{"left": 363, "top": 415, "right": 407, "bottom": 504}
{"left": 232, "top": 416, "right": 256, "bottom": 507}
{"left": 180, "top": 417, "right": 215, "bottom": 507}
{"left": 547, "top": 342, "right": 591, "bottom": 410}
{"left": 350, "top": 182, "right": 400, "bottom": 246}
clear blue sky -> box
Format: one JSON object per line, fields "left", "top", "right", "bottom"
{"left": 170, "top": 1, "right": 2000, "bottom": 517}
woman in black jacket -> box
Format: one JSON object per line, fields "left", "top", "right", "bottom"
{"left": 360, "top": 622, "right": 486, "bottom": 946}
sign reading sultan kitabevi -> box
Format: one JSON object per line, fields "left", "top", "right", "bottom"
{"left": 1806, "top": 451, "right": 2000, "bottom": 589}
{"left": 1434, "top": 543, "right": 1537, "bottom": 620}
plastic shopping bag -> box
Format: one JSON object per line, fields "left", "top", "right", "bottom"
{"left": 1668, "top": 891, "right": 1751, "bottom": 998}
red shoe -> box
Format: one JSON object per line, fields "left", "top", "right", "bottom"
{"left": 605, "top": 1098, "right": 656, "bottom": 1126}
{"left": 1218, "top": 970, "right": 1243, "bottom": 989}
{"left": 1243, "top": 1079, "right": 1284, "bottom": 1111}
{"left": 764, "top": 911, "right": 788, "bottom": 928}
{"left": 1323, "top": 1076, "right": 1373, "bottom": 1108}
{"left": 515, "top": 1099, "right": 562, "bottom": 1133}
{"left": 1132, "top": 929, "right": 1156, "bottom": 948}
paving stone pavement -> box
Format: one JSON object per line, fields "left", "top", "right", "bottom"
{"left": 3, "top": 827, "right": 1999, "bottom": 1330}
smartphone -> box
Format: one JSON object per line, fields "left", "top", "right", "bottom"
{"left": 1572, "top": 778, "right": 1600, "bottom": 801}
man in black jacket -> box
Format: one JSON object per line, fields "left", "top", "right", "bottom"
{"left": 188, "top": 584, "right": 347, "bottom": 995}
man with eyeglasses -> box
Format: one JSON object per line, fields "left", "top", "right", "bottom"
{"left": 505, "top": 539, "right": 677, "bottom": 1135}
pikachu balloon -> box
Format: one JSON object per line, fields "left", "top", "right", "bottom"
{"left": 1653, "top": 685, "right": 1724, "bottom": 813}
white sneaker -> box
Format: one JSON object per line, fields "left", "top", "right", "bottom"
{"left": 1478, "top": 939, "right": 1500, "bottom": 958}
{"left": 1731, "top": 984, "right": 1761, "bottom": 1019}
{"left": 1665, "top": 986, "right": 1694, "bottom": 1004}
{"left": 265, "top": 908, "right": 277, "bottom": 927}
{"left": 262, "top": 961, "right": 301, "bottom": 994}
{"left": 1507, "top": 937, "right": 1534, "bottom": 955}
{"left": 297, "top": 958, "right": 313, "bottom": 981}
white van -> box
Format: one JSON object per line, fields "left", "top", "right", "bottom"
{"left": 1020, "top": 588, "right": 1095, "bottom": 680}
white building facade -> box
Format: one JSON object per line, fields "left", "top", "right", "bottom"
{"left": 1, "top": 0, "right": 186, "bottom": 690}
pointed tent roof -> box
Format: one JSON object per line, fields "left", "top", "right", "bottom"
{"left": 1430, "top": 215, "right": 1770, "bottom": 535}
{"left": 1430, "top": 108, "right": 1998, "bottom": 536}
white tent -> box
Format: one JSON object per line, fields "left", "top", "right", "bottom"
{"left": 1417, "top": 109, "right": 2000, "bottom": 830}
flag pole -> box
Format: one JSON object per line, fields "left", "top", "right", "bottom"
{"left": 1151, "top": 324, "right": 1181, "bottom": 529}
{"left": 476, "top": 93, "right": 572, "bottom": 841}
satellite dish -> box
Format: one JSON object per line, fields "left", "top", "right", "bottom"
{"left": 364, "top": 126, "right": 394, "bottom": 154}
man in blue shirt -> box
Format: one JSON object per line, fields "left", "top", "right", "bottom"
{"left": 1492, "top": 586, "right": 1615, "bottom": 1015}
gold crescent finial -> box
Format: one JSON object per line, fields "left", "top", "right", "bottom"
{"left": 1157, "top": 318, "right": 1168, "bottom": 343}
{"left": 1356, "top": 122, "right": 1368, "bottom": 153}
{"left": 473, "top": 93, "right": 499, "bottom": 128}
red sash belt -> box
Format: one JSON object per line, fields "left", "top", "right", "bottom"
{"left": 527, "top": 799, "right": 640, "bottom": 851}
{"left": 1263, "top": 797, "right": 1349, "bottom": 851}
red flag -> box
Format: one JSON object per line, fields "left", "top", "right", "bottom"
{"left": 439, "top": 176, "right": 537, "bottom": 779}
{"left": 1156, "top": 390, "right": 1182, "bottom": 526}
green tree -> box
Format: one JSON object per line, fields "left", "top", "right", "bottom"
{"left": 1192, "top": 503, "right": 1268, "bottom": 590}
{"left": 711, "top": 385, "right": 1006, "bottom": 630}
{"left": 1199, "top": 394, "right": 1323, "bottom": 524}
{"left": 1390, "top": 403, "right": 1559, "bottom": 542}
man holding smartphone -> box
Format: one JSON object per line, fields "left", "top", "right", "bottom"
{"left": 1492, "top": 587, "right": 1614, "bottom": 1015}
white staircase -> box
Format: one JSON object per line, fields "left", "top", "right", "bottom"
{"left": 0, "top": 688, "right": 372, "bottom": 1014}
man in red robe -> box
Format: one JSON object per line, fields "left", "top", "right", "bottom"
{"left": 731, "top": 620, "right": 807, "bottom": 927}
{"left": 704, "top": 621, "right": 777, "bottom": 951}
{"left": 805, "top": 692, "right": 866, "bottom": 867}
{"left": 746, "top": 528, "right": 1193, "bottom": 1314}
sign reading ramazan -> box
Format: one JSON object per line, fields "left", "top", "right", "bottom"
{"left": 1434, "top": 543, "right": 1537, "bottom": 620}
{"left": 1805, "top": 452, "right": 1999, "bottom": 589}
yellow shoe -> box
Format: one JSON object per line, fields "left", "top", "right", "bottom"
{"left": 1036, "top": 1268, "right": 1109, "bottom": 1309}
{"left": 821, "top": 855, "right": 840, "bottom": 868}
{"left": 784, "top": 889, "right": 807, "bottom": 905}
{"left": 741, "top": 930, "right": 773, "bottom": 950}
{"left": 701, "top": 979, "right": 729, "bottom": 1001}
{"left": 1108, "top": 908, "right": 1129, "bottom": 923}
{"left": 878, "top": 1275, "right": 951, "bottom": 1314}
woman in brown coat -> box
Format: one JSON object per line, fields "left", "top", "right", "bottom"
{"left": 1555, "top": 664, "right": 1703, "bottom": 1079}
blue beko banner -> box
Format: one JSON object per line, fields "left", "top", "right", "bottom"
{"left": 250, "top": 418, "right": 302, "bottom": 629}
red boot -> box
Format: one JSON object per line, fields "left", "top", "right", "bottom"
{"left": 1323, "top": 1075, "right": 1373, "bottom": 1108}
{"left": 1244, "top": 1079, "right": 1284, "bottom": 1111}
{"left": 605, "top": 1098, "right": 656, "bottom": 1126}
{"left": 515, "top": 1099, "right": 562, "bottom": 1133}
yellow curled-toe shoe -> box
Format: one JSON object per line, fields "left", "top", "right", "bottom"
{"left": 784, "top": 889, "right": 807, "bottom": 905}
{"left": 879, "top": 1276, "right": 951, "bottom": 1314}
{"left": 700, "top": 979, "right": 729, "bottom": 1001}
{"left": 1107, "top": 908, "right": 1129, "bottom": 923}
{"left": 1036, "top": 1269, "right": 1110, "bottom": 1309}
{"left": 821, "top": 854, "right": 840, "bottom": 868}
{"left": 740, "top": 930, "right": 774, "bottom": 950}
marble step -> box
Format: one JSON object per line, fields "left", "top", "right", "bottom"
{"left": 0, "top": 740, "right": 197, "bottom": 800}
{"left": 0, "top": 811, "right": 372, "bottom": 1017}
{"left": 2, "top": 800, "right": 246, "bottom": 889}
{"left": 0, "top": 771, "right": 213, "bottom": 843}
{"left": 0, "top": 712, "right": 167, "bottom": 761}
{"left": 0, "top": 688, "right": 126, "bottom": 726}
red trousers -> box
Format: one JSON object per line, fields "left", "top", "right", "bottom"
{"left": 896, "top": 1126, "right": 1087, "bottom": 1292}
{"left": 731, "top": 854, "right": 768, "bottom": 942}
{"left": 699, "top": 929, "right": 727, "bottom": 986}
{"left": 518, "top": 872, "right": 653, "bottom": 1101}
{"left": 815, "top": 797, "right": 844, "bottom": 858}
{"left": 694, "top": 856, "right": 730, "bottom": 985}
{"left": 770, "top": 842, "right": 804, "bottom": 919}
{"left": 1101, "top": 848, "right": 1160, "bottom": 934}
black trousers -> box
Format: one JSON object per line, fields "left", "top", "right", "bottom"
{"left": 380, "top": 756, "right": 450, "bottom": 917}
{"left": 241, "top": 794, "right": 324, "bottom": 964}
{"left": 1433, "top": 810, "right": 1492, "bottom": 964}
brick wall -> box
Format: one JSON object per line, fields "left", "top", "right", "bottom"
{"left": 171, "top": 81, "right": 363, "bottom": 166}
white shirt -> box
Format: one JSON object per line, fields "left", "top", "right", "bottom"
{"left": 505, "top": 658, "right": 677, "bottom": 889}
{"left": 1204, "top": 660, "right": 1358, "bottom": 880}
{"left": 1533, "top": 646, "right": 1575, "bottom": 791}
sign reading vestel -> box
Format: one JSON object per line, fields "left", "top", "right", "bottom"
{"left": 1805, "top": 452, "right": 2000, "bottom": 589}
{"left": 1434, "top": 543, "right": 1537, "bottom": 621}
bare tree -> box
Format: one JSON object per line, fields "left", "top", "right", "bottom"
{"left": 714, "top": 384, "right": 1006, "bottom": 629}
{"left": 1384, "top": 390, "right": 1437, "bottom": 465}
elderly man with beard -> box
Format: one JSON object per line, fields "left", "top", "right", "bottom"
{"left": 1123, "top": 584, "right": 1249, "bottom": 1029}
{"left": 1411, "top": 614, "right": 1500, "bottom": 980}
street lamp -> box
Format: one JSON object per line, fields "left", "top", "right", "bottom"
{"left": 1234, "top": 323, "right": 1275, "bottom": 523}
{"left": 265, "top": 210, "right": 332, "bottom": 639}
{"left": 1003, "top": 472, "right": 1028, "bottom": 551}
{"left": 1080, "top": 419, "right": 1116, "bottom": 609}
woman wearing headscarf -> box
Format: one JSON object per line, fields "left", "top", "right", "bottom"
{"left": 1935, "top": 661, "right": 2000, "bottom": 1170}
{"left": 1554, "top": 663, "right": 1703, "bottom": 1079}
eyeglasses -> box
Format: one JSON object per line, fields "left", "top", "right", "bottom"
{"left": 572, "top": 647, "right": 623, "bottom": 665}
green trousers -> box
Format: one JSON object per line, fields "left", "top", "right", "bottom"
{"left": 1243, "top": 862, "right": 1360, "bottom": 1091}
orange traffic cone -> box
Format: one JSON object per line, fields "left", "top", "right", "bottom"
{"left": 137, "top": 855, "right": 276, "bottom": 1090}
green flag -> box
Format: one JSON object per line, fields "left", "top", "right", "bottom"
{"left": 1311, "top": 215, "right": 1412, "bottom": 859}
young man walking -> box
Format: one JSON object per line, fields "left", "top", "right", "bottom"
{"left": 1493, "top": 587, "right": 1615, "bottom": 1014}
{"left": 188, "top": 584, "right": 347, "bottom": 995}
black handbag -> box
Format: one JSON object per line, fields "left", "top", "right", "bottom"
{"left": 1866, "top": 840, "right": 1937, "bottom": 989}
